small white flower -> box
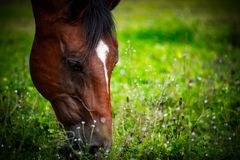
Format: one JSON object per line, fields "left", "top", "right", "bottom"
{"left": 189, "top": 81, "right": 193, "bottom": 87}
{"left": 100, "top": 117, "right": 106, "bottom": 123}
{"left": 213, "top": 126, "right": 217, "bottom": 129}
{"left": 91, "top": 124, "right": 95, "bottom": 128}
{"left": 192, "top": 132, "right": 196, "bottom": 136}
{"left": 157, "top": 110, "right": 162, "bottom": 116}
{"left": 204, "top": 99, "right": 208, "bottom": 104}
{"left": 197, "top": 76, "right": 202, "bottom": 81}
{"left": 55, "top": 153, "right": 60, "bottom": 159}
{"left": 141, "top": 127, "right": 147, "bottom": 132}
{"left": 93, "top": 120, "right": 97, "bottom": 124}
{"left": 129, "top": 137, "right": 134, "bottom": 141}
{"left": 212, "top": 116, "right": 216, "bottom": 119}
{"left": 76, "top": 126, "right": 80, "bottom": 130}
{"left": 106, "top": 149, "right": 110, "bottom": 153}
{"left": 81, "top": 121, "right": 85, "bottom": 125}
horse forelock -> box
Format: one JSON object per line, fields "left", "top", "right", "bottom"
{"left": 82, "top": 0, "right": 115, "bottom": 52}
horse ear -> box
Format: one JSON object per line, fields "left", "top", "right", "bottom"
{"left": 106, "top": 0, "right": 121, "bottom": 10}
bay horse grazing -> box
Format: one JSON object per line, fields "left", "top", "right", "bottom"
{"left": 30, "top": 0, "right": 120, "bottom": 157}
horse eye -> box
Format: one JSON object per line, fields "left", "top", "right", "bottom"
{"left": 64, "top": 57, "right": 84, "bottom": 72}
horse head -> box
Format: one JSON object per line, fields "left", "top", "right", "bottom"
{"left": 30, "top": 0, "right": 120, "bottom": 156}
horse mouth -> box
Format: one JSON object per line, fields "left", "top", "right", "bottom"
{"left": 58, "top": 121, "right": 112, "bottom": 159}
{"left": 59, "top": 140, "right": 111, "bottom": 159}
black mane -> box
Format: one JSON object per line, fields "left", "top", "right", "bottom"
{"left": 69, "top": 0, "right": 115, "bottom": 51}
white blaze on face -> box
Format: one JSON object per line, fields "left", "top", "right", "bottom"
{"left": 96, "top": 40, "right": 109, "bottom": 93}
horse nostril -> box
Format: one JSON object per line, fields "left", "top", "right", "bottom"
{"left": 89, "top": 145, "right": 100, "bottom": 154}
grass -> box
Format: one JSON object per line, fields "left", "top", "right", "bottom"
{"left": 0, "top": 0, "right": 240, "bottom": 159}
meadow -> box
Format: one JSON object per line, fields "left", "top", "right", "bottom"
{"left": 0, "top": 0, "right": 240, "bottom": 159}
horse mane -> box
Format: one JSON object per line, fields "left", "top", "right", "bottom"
{"left": 69, "top": 0, "right": 115, "bottom": 51}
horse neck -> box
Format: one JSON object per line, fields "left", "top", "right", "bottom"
{"left": 31, "top": 0, "right": 68, "bottom": 25}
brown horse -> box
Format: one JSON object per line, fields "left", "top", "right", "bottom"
{"left": 30, "top": 0, "right": 120, "bottom": 156}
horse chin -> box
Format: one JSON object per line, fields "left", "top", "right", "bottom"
{"left": 63, "top": 122, "right": 112, "bottom": 156}
{"left": 59, "top": 137, "right": 111, "bottom": 160}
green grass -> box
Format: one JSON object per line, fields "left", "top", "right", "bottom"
{"left": 0, "top": 0, "right": 240, "bottom": 159}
